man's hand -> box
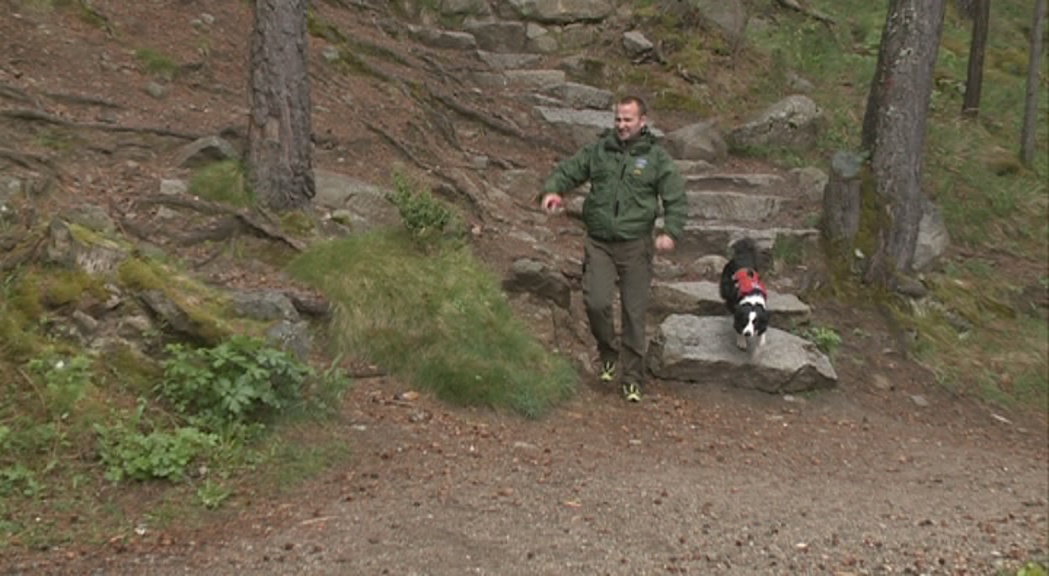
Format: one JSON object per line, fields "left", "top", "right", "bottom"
{"left": 541, "top": 193, "right": 563, "bottom": 214}
{"left": 655, "top": 234, "right": 675, "bottom": 252}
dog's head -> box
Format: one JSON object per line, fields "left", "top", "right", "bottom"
{"left": 734, "top": 295, "right": 769, "bottom": 338}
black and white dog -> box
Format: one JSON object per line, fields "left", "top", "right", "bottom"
{"left": 719, "top": 238, "right": 770, "bottom": 351}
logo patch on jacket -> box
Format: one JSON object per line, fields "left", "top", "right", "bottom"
{"left": 632, "top": 158, "right": 647, "bottom": 175}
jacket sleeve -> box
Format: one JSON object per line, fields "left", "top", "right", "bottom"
{"left": 656, "top": 150, "right": 687, "bottom": 239}
{"left": 539, "top": 144, "right": 593, "bottom": 201}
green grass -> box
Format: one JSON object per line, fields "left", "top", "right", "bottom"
{"left": 287, "top": 231, "right": 577, "bottom": 419}
{"left": 134, "top": 47, "right": 179, "bottom": 81}
{"left": 188, "top": 160, "right": 253, "bottom": 208}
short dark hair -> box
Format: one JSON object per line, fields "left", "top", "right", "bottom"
{"left": 617, "top": 95, "right": 648, "bottom": 116}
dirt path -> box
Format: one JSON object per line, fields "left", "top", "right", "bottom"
{"left": 22, "top": 373, "right": 1044, "bottom": 576}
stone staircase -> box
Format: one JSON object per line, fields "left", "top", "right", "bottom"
{"left": 413, "top": 20, "right": 840, "bottom": 393}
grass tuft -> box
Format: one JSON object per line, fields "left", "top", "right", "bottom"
{"left": 288, "top": 231, "right": 577, "bottom": 419}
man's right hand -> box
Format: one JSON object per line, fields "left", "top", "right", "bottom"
{"left": 541, "top": 193, "right": 563, "bottom": 214}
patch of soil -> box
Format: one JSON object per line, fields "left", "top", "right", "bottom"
{"left": 0, "top": 1, "right": 1046, "bottom": 575}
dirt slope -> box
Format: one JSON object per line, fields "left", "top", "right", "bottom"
{"left": 0, "top": 1, "right": 1046, "bottom": 575}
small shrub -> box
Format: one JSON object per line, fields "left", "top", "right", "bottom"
{"left": 802, "top": 326, "right": 842, "bottom": 357}
{"left": 196, "top": 479, "right": 232, "bottom": 509}
{"left": 158, "top": 335, "right": 310, "bottom": 430}
{"left": 387, "top": 170, "right": 456, "bottom": 245}
{"left": 96, "top": 422, "right": 217, "bottom": 482}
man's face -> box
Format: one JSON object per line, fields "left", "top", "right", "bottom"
{"left": 615, "top": 101, "right": 646, "bottom": 143}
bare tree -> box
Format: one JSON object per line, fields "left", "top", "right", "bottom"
{"left": 248, "top": 0, "right": 315, "bottom": 211}
{"left": 1020, "top": 0, "right": 1047, "bottom": 167}
{"left": 961, "top": 0, "right": 989, "bottom": 117}
{"left": 855, "top": 0, "right": 947, "bottom": 285}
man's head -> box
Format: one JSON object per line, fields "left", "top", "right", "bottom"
{"left": 614, "top": 96, "right": 648, "bottom": 143}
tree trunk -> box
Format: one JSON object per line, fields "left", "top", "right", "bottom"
{"left": 860, "top": 0, "right": 946, "bottom": 284}
{"left": 248, "top": 0, "right": 315, "bottom": 211}
{"left": 961, "top": 0, "right": 989, "bottom": 118}
{"left": 822, "top": 151, "right": 864, "bottom": 261}
{"left": 1020, "top": 0, "right": 1047, "bottom": 167}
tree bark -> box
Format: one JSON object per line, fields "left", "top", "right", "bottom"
{"left": 860, "top": 0, "right": 946, "bottom": 283}
{"left": 1020, "top": 0, "right": 1047, "bottom": 167}
{"left": 961, "top": 0, "right": 989, "bottom": 118}
{"left": 822, "top": 151, "right": 865, "bottom": 261}
{"left": 248, "top": 0, "right": 315, "bottom": 211}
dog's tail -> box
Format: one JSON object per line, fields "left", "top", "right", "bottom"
{"left": 730, "top": 238, "right": 761, "bottom": 271}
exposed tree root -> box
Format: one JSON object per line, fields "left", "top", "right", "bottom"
{"left": 1, "top": 108, "right": 201, "bottom": 140}
{"left": 132, "top": 195, "right": 307, "bottom": 252}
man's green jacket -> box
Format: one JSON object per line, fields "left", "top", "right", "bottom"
{"left": 542, "top": 128, "right": 687, "bottom": 242}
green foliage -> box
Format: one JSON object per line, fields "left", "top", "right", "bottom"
{"left": 26, "top": 350, "right": 93, "bottom": 417}
{"left": 189, "top": 160, "right": 252, "bottom": 208}
{"left": 196, "top": 479, "right": 232, "bottom": 509}
{"left": 158, "top": 336, "right": 310, "bottom": 430}
{"left": 134, "top": 47, "right": 179, "bottom": 81}
{"left": 386, "top": 170, "right": 458, "bottom": 246}
{"left": 802, "top": 325, "right": 842, "bottom": 357}
{"left": 1014, "top": 561, "right": 1048, "bottom": 576}
{"left": 96, "top": 414, "right": 217, "bottom": 483}
{"left": 288, "top": 230, "right": 577, "bottom": 419}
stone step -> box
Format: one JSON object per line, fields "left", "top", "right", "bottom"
{"left": 683, "top": 173, "right": 786, "bottom": 193}
{"left": 647, "top": 314, "right": 837, "bottom": 394}
{"left": 650, "top": 281, "right": 811, "bottom": 327}
{"left": 686, "top": 190, "right": 785, "bottom": 222}
{"left": 675, "top": 222, "right": 820, "bottom": 258}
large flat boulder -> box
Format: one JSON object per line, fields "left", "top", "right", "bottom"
{"left": 648, "top": 314, "right": 837, "bottom": 393}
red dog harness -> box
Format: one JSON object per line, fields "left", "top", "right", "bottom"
{"left": 733, "top": 269, "right": 767, "bottom": 298}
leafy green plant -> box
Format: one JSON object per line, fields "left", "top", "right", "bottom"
{"left": 96, "top": 424, "right": 217, "bottom": 482}
{"left": 196, "top": 479, "right": 232, "bottom": 509}
{"left": 0, "top": 464, "right": 40, "bottom": 498}
{"left": 26, "top": 350, "right": 93, "bottom": 417}
{"left": 802, "top": 325, "right": 842, "bottom": 357}
{"left": 386, "top": 170, "right": 457, "bottom": 246}
{"left": 158, "top": 335, "right": 310, "bottom": 430}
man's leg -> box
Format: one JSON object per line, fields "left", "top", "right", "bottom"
{"left": 582, "top": 236, "right": 618, "bottom": 377}
{"left": 615, "top": 236, "right": 654, "bottom": 392}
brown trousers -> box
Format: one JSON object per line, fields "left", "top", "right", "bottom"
{"left": 582, "top": 235, "right": 654, "bottom": 386}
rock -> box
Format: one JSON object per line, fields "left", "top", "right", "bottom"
{"left": 231, "top": 290, "right": 301, "bottom": 322}
{"left": 663, "top": 121, "right": 728, "bottom": 163}
{"left": 649, "top": 314, "right": 837, "bottom": 393}
{"left": 174, "top": 135, "right": 239, "bottom": 169}
{"left": 622, "top": 30, "right": 653, "bottom": 58}
{"left": 727, "top": 95, "right": 823, "bottom": 150}
{"left": 265, "top": 320, "right": 312, "bottom": 361}
{"left": 649, "top": 281, "right": 812, "bottom": 326}
{"left": 502, "top": 258, "right": 571, "bottom": 309}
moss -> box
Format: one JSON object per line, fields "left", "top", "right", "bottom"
{"left": 40, "top": 269, "right": 107, "bottom": 308}
{"left": 280, "top": 211, "right": 315, "bottom": 236}
{"left": 117, "top": 258, "right": 166, "bottom": 291}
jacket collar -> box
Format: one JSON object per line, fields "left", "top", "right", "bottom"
{"left": 600, "top": 127, "right": 656, "bottom": 154}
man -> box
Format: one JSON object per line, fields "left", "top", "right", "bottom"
{"left": 539, "top": 96, "right": 687, "bottom": 402}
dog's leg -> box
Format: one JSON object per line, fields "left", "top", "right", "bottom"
{"left": 736, "top": 333, "right": 747, "bottom": 350}
{"left": 758, "top": 332, "right": 766, "bottom": 348}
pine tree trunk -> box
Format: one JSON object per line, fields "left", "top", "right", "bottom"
{"left": 248, "top": 0, "right": 315, "bottom": 211}
{"left": 822, "top": 151, "right": 864, "bottom": 261}
{"left": 961, "top": 0, "right": 989, "bottom": 118}
{"left": 860, "top": 0, "right": 946, "bottom": 284}
{"left": 1020, "top": 0, "right": 1047, "bottom": 167}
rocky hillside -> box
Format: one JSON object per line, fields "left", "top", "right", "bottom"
{"left": 0, "top": 0, "right": 949, "bottom": 390}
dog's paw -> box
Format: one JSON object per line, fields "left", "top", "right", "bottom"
{"left": 736, "top": 334, "right": 748, "bottom": 350}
